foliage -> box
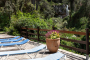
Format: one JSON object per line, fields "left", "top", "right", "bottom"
{"left": 60, "top": 33, "right": 86, "bottom": 54}
{"left": 10, "top": 11, "right": 47, "bottom": 28}
{"left": 62, "top": 0, "right": 90, "bottom": 30}
{"left": 22, "top": 1, "right": 35, "bottom": 13}
{"left": 63, "top": 10, "right": 88, "bottom": 31}
{"left": 51, "top": 17, "right": 67, "bottom": 30}
{"left": 0, "top": 0, "right": 35, "bottom": 14}
{"left": 38, "top": 0, "right": 55, "bottom": 19}
{"left": 45, "top": 30, "right": 60, "bottom": 39}
{"left": 0, "top": 12, "right": 10, "bottom": 29}
{"left": 79, "top": 17, "right": 88, "bottom": 29}
{"left": 45, "top": 18, "right": 53, "bottom": 29}
{"left": 49, "top": 0, "right": 62, "bottom": 3}
{"left": 4, "top": 26, "right": 20, "bottom": 36}
{"left": 5, "top": 11, "right": 54, "bottom": 35}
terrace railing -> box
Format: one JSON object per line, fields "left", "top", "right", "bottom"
{"left": 20, "top": 26, "right": 90, "bottom": 60}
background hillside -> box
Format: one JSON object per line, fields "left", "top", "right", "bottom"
{"left": 0, "top": 0, "right": 90, "bottom": 32}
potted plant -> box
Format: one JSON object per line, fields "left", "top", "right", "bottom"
{"left": 45, "top": 30, "right": 60, "bottom": 53}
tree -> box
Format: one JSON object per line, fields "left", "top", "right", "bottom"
{"left": 0, "top": 0, "right": 6, "bottom": 7}
{"left": 38, "top": 0, "right": 55, "bottom": 19}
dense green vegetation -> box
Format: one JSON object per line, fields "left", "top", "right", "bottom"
{"left": 0, "top": 0, "right": 90, "bottom": 56}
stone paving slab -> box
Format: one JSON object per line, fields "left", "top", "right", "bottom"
{"left": 0, "top": 34, "right": 90, "bottom": 60}
{"left": 0, "top": 34, "right": 15, "bottom": 39}
{"left": 58, "top": 49, "right": 86, "bottom": 60}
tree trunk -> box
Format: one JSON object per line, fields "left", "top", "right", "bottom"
{"left": 31, "top": 0, "right": 35, "bottom": 5}
{"left": 70, "top": 0, "right": 74, "bottom": 13}
{"left": 36, "top": 0, "right": 39, "bottom": 10}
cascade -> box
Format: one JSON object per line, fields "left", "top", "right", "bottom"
{"left": 66, "top": 5, "right": 69, "bottom": 16}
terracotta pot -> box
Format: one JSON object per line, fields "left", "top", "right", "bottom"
{"left": 46, "top": 38, "right": 60, "bottom": 53}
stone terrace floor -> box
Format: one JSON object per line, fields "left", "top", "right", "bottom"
{"left": 0, "top": 34, "right": 90, "bottom": 60}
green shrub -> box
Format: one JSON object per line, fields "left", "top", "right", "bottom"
{"left": 80, "top": 17, "right": 88, "bottom": 29}
{"left": 60, "top": 33, "right": 85, "bottom": 54}
{"left": 5, "top": 11, "right": 54, "bottom": 35}
{"left": 63, "top": 14, "right": 88, "bottom": 31}
{"left": 10, "top": 11, "right": 48, "bottom": 28}
{"left": 0, "top": 12, "right": 10, "bottom": 29}
{"left": 4, "top": 26, "right": 20, "bottom": 36}
{"left": 51, "top": 17, "right": 67, "bottom": 30}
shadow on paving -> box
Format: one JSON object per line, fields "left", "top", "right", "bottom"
{"left": 39, "top": 50, "right": 86, "bottom": 60}
{"left": 60, "top": 51, "right": 86, "bottom": 60}
{"left": 39, "top": 51, "right": 55, "bottom": 54}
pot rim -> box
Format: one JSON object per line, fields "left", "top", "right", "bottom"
{"left": 46, "top": 38, "right": 60, "bottom": 41}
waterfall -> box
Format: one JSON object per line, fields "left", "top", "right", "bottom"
{"left": 66, "top": 5, "right": 69, "bottom": 16}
